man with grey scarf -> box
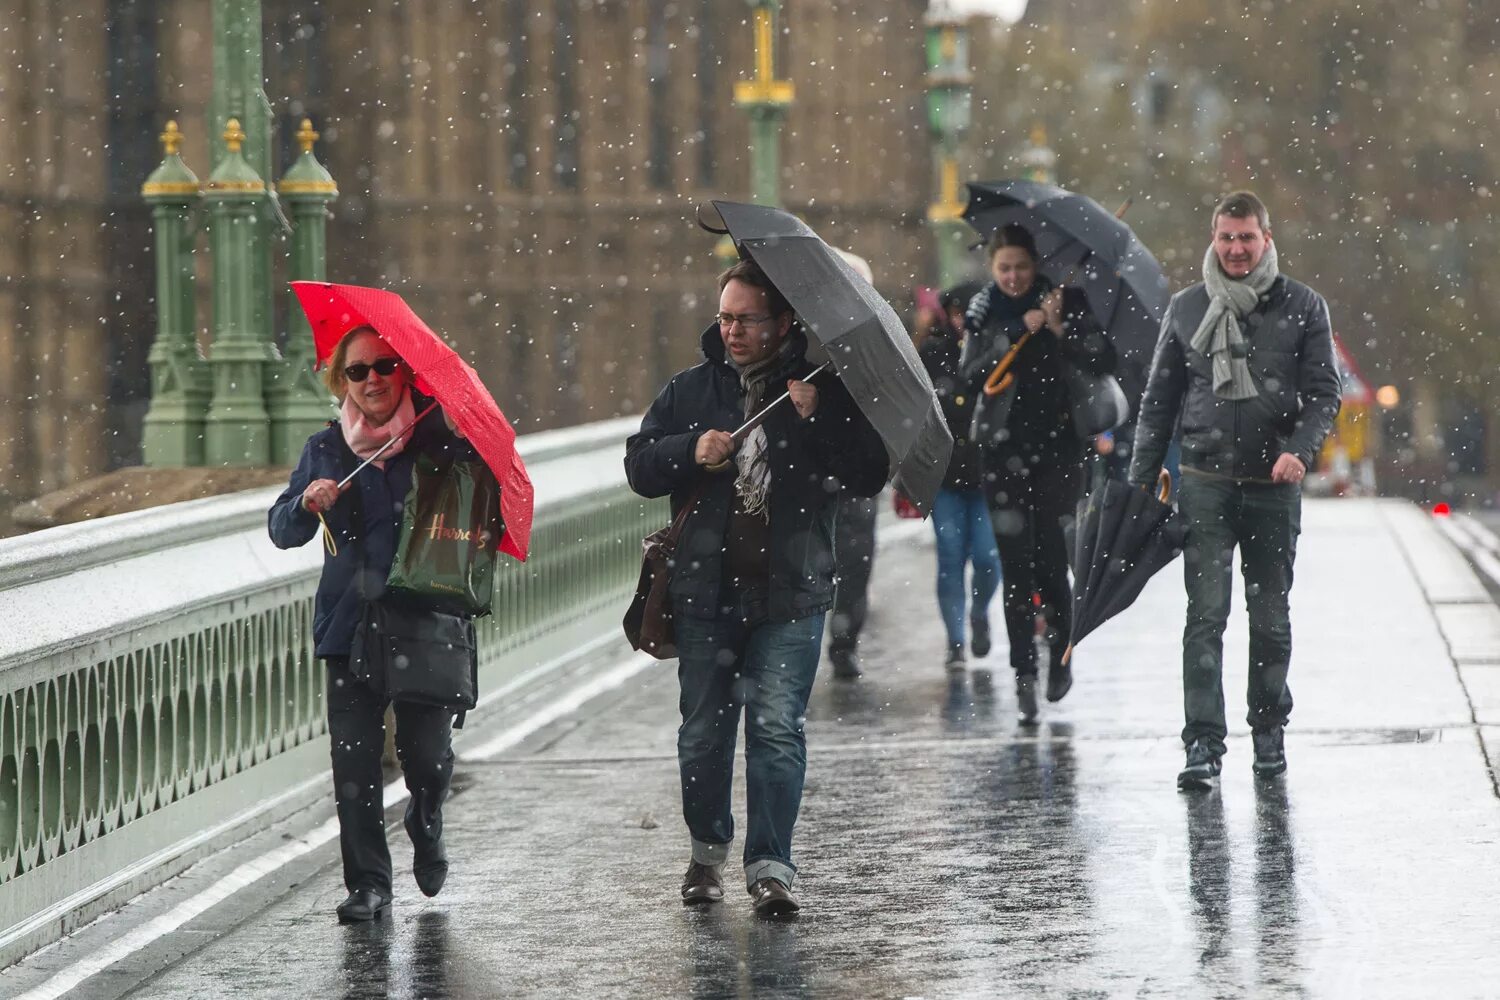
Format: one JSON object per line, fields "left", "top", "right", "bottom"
{"left": 625, "top": 259, "right": 888, "bottom": 916}
{"left": 1128, "top": 191, "right": 1341, "bottom": 790}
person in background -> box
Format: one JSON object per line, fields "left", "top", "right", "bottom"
{"left": 827, "top": 248, "right": 880, "bottom": 680}
{"left": 960, "top": 224, "right": 1117, "bottom": 723}
{"left": 915, "top": 280, "right": 1002, "bottom": 671}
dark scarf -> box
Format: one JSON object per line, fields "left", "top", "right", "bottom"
{"left": 965, "top": 273, "right": 1054, "bottom": 335}
{"left": 726, "top": 334, "right": 802, "bottom": 520}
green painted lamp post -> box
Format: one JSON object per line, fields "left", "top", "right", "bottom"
{"left": 733, "top": 0, "right": 794, "bottom": 207}
{"left": 202, "top": 118, "right": 275, "bottom": 466}
{"left": 924, "top": 11, "right": 975, "bottom": 288}
{"left": 267, "top": 118, "right": 339, "bottom": 462}
{"left": 1018, "top": 123, "right": 1057, "bottom": 184}
{"left": 141, "top": 121, "right": 211, "bottom": 466}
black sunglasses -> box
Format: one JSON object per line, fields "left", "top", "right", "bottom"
{"left": 343, "top": 357, "right": 402, "bottom": 382}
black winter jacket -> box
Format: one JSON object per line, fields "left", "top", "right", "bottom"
{"left": 624, "top": 325, "right": 889, "bottom": 623}
{"left": 918, "top": 327, "right": 983, "bottom": 491}
{"left": 959, "top": 284, "right": 1117, "bottom": 463}
{"left": 268, "top": 393, "right": 477, "bottom": 657}
{"left": 1127, "top": 275, "right": 1341, "bottom": 484}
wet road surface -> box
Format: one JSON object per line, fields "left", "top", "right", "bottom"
{"left": 5, "top": 500, "right": 1500, "bottom": 998}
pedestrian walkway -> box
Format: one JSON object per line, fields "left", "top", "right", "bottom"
{"left": 5, "top": 500, "right": 1499, "bottom": 999}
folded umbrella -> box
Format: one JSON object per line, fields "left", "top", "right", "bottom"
{"left": 1063, "top": 474, "right": 1185, "bottom": 664}
{"left": 291, "top": 281, "right": 534, "bottom": 562}
{"left": 963, "top": 179, "right": 1170, "bottom": 403}
{"left": 703, "top": 200, "right": 954, "bottom": 514}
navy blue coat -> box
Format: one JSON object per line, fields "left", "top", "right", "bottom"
{"left": 268, "top": 394, "right": 477, "bottom": 657}
{"left": 624, "top": 326, "right": 889, "bottom": 623}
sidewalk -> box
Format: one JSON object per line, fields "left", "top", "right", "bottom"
{"left": 6, "top": 499, "right": 1499, "bottom": 999}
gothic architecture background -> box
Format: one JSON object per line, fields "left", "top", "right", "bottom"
{"left": 0, "top": 0, "right": 966, "bottom": 513}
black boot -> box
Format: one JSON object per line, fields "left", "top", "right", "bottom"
{"left": 970, "top": 616, "right": 992, "bottom": 658}
{"left": 1015, "top": 675, "right": 1039, "bottom": 724}
{"left": 945, "top": 643, "right": 967, "bottom": 672}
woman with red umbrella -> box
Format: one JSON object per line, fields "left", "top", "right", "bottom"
{"left": 268, "top": 325, "right": 484, "bottom": 924}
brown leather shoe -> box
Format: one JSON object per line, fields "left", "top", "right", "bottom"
{"left": 749, "top": 877, "right": 800, "bottom": 918}
{"left": 681, "top": 861, "right": 724, "bottom": 905}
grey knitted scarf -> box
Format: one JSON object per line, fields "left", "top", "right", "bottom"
{"left": 1193, "top": 240, "right": 1279, "bottom": 400}
{"left": 729, "top": 346, "right": 789, "bottom": 521}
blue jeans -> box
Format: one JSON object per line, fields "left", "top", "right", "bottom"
{"left": 674, "top": 594, "right": 824, "bottom": 889}
{"left": 930, "top": 488, "right": 1003, "bottom": 647}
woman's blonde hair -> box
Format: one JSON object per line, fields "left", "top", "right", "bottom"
{"left": 322, "top": 326, "right": 403, "bottom": 399}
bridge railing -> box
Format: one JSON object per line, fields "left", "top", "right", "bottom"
{"left": 0, "top": 416, "right": 658, "bottom": 965}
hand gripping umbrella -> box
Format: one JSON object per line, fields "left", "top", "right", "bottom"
{"left": 291, "top": 281, "right": 534, "bottom": 562}
{"left": 702, "top": 200, "right": 954, "bottom": 514}
{"left": 963, "top": 180, "right": 1171, "bottom": 404}
{"left": 1062, "top": 473, "right": 1185, "bottom": 665}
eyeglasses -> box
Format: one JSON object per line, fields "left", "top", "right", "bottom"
{"left": 343, "top": 357, "right": 402, "bottom": 382}
{"left": 716, "top": 312, "right": 777, "bottom": 330}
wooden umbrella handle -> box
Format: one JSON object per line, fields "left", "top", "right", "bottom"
{"left": 1157, "top": 469, "right": 1173, "bottom": 504}
{"left": 982, "top": 330, "right": 1035, "bottom": 397}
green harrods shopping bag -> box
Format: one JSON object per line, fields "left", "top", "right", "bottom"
{"left": 386, "top": 454, "right": 504, "bottom": 616}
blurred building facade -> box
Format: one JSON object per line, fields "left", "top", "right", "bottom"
{"left": 0, "top": 0, "right": 944, "bottom": 509}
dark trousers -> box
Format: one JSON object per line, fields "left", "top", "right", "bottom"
{"left": 986, "top": 456, "right": 1082, "bottom": 677}
{"left": 829, "top": 495, "right": 878, "bottom": 662}
{"left": 325, "top": 658, "right": 455, "bottom": 895}
{"left": 674, "top": 594, "right": 824, "bottom": 889}
{"left": 1176, "top": 472, "right": 1301, "bottom": 755}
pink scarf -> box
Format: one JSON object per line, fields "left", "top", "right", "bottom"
{"left": 340, "top": 390, "right": 415, "bottom": 470}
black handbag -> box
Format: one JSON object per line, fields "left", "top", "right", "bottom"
{"left": 350, "top": 595, "right": 478, "bottom": 712}
{"left": 342, "top": 447, "right": 480, "bottom": 720}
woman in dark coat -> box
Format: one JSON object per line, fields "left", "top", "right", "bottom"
{"left": 268, "top": 326, "right": 479, "bottom": 923}
{"left": 917, "top": 282, "right": 1003, "bottom": 671}
{"left": 960, "top": 224, "right": 1117, "bottom": 722}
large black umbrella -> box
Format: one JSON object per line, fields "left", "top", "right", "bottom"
{"left": 1063, "top": 475, "right": 1185, "bottom": 664}
{"left": 963, "top": 179, "right": 1170, "bottom": 404}
{"left": 702, "top": 200, "right": 953, "bottom": 513}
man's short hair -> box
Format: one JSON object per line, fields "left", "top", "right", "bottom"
{"left": 1212, "top": 190, "right": 1271, "bottom": 232}
{"left": 717, "top": 259, "right": 792, "bottom": 317}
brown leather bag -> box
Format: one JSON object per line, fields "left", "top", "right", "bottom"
{"left": 622, "top": 488, "right": 702, "bottom": 659}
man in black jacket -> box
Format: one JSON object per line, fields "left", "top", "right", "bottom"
{"left": 625, "top": 260, "right": 888, "bottom": 917}
{"left": 1128, "top": 191, "right": 1341, "bottom": 790}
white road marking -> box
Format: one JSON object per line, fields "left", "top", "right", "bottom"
{"left": 1436, "top": 516, "right": 1500, "bottom": 588}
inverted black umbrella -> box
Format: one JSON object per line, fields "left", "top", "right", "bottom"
{"left": 963, "top": 179, "right": 1170, "bottom": 404}
{"left": 701, "top": 200, "right": 954, "bottom": 513}
{"left": 1063, "top": 474, "right": 1185, "bottom": 665}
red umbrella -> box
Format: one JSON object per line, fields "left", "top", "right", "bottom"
{"left": 291, "top": 280, "right": 533, "bottom": 562}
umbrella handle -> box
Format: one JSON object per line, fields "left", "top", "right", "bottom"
{"left": 1060, "top": 642, "right": 1074, "bottom": 667}
{"left": 1157, "top": 469, "right": 1173, "bottom": 505}
{"left": 982, "top": 330, "right": 1034, "bottom": 397}
{"left": 705, "top": 363, "right": 832, "bottom": 472}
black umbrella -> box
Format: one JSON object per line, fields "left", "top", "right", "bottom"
{"left": 701, "top": 200, "right": 954, "bottom": 513}
{"left": 1063, "top": 475, "right": 1185, "bottom": 665}
{"left": 963, "top": 179, "right": 1171, "bottom": 403}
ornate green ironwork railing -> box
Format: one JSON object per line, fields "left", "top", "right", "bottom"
{"left": 0, "top": 416, "right": 660, "bottom": 963}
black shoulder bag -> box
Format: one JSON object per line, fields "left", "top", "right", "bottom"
{"left": 343, "top": 449, "right": 479, "bottom": 725}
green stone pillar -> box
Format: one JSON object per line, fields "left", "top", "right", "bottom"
{"left": 203, "top": 118, "right": 275, "bottom": 466}
{"left": 141, "top": 121, "right": 211, "bottom": 466}
{"left": 267, "top": 118, "right": 338, "bottom": 462}
{"left": 733, "top": 0, "right": 794, "bottom": 207}
{"left": 924, "top": 14, "right": 975, "bottom": 288}
{"left": 209, "top": 0, "right": 277, "bottom": 367}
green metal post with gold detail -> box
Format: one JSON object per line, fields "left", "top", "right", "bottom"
{"left": 203, "top": 118, "right": 275, "bottom": 465}
{"left": 924, "top": 10, "right": 974, "bottom": 288}
{"left": 734, "top": 0, "right": 794, "bottom": 207}
{"left": 1018, "top": 123, "right": 1058, "bottom": 185}
{"left": 267, "top": 118, "right": 338, "bottom": 462}
{"left": 141, "top": 121, "right": 211, "bottom": 466}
